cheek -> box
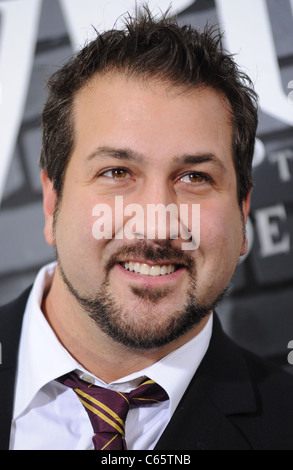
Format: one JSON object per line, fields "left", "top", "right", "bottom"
{"left": 55, "top": 195, "right": 100, "bottom": 256}
{"left": 199, "top": 201, "right": 244, "bottom": 256}
{"left": 54, "top": 198, "right": 110, "bottom": 287}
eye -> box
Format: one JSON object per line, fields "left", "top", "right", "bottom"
{"left": 179, "top": 172, "right": 210, "bottom": 184}
{"left": 101, "top": 167, "right": 130, "bottom": 179}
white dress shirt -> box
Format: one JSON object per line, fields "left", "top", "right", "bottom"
{"left": 9, "top": 262, "right": 213, "bottom": 450}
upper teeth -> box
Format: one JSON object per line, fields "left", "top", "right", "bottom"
{"left": 122, "top": 261, "right": 175, "bottom": 276}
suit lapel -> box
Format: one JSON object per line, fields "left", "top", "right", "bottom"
{"left": 155, "top": 315, "right": 257, "bottom": 450}
{"left": 0, "top": 288, "right": 31, "bottom": 450}
{"left": 155, "top": 380, "right": 253, "bottom": 450}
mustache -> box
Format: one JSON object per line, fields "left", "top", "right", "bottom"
{"left": 105, "top": 241, "right": 195, "bottom": 274}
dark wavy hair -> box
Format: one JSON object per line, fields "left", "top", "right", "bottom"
{"left": 40, "top": 6, "right": 258, "bottom": 206}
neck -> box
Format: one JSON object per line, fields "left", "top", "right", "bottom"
{"left": 42, "top": 269, "right": 210, "bottom": 383}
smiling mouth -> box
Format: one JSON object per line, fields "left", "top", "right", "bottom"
{"left": 120, "top": 261, "right": 181, "bottom": 276}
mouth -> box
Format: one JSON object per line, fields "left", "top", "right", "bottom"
{"left": 120, "top": 261, "right": 181, "bottom": 277}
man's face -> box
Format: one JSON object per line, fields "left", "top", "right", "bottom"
{"left": 42, "top": 73, "right": 250, "bottom": 350}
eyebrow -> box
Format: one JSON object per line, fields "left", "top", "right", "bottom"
{"left": 86, "top": 146, "right": 144, "bottom": 163}
{"left": 87, "top": 146, "right": 226, "bottom": 170}
{"left": 173, "top": 152, "right": 225, "bottom": 170}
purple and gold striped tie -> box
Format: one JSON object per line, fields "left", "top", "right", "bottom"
{"left": 57, "top": 372, "right": 168, "bottom": 450}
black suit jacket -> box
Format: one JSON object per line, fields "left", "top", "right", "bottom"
{"left": 1, "top": 287, "right": 293, "bottom": 450}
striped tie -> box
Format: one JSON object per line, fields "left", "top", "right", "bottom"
{"left": 57, "top": 372, "right": 169, "bottom": 450}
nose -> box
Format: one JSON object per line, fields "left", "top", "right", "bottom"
{"left": 123, "top": 177, "right": 180, "bottom": 243}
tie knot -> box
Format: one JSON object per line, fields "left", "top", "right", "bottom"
{"left": 57, "top": 372, "right": 168, "bottom": 450}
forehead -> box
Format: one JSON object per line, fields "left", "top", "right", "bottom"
{"left": 72, "top": 72, "right": 233, "bottom": 168}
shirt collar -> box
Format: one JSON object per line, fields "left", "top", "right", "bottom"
{"left": 13, "top": 262, "right": 212, "bottom": 420}
{"left": 106, "top": 314, "right": 213, "bottom": 416}
{"left": 143, "top": 315, "right": 212, "bottom": 416}
{"left": 13, "top": 262, "right": 79, "bottom": 419}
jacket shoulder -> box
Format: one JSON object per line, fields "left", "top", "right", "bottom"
{"left": 199, "top": 316, "right": 293, "bottom": 449}
{"left": 0, "top": 287, "right": 31, "bottom": 369}
{"left": 230, "top": 342, "right": 293, "bottom": 449}
{"left": 241, "top": 345, "right": 293, "bottom": 408}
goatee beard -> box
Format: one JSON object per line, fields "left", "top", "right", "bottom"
{"left": 57, "top": 242, "right": 227, "bottom": 350}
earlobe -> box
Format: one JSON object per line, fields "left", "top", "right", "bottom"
{"left": 240, "top": 190, "right": 252, "bottom": 256}
{"left": 240, "top": 236, "right": 248, "bottom": 257}
{"left": 242, "top": 190, "right": 252, "bottom": 224}
{"left": 41, "top": 170, "right": 58, "bottom": 246}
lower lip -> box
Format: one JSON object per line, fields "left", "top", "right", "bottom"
{"left": 115, "top": 263, "right": 186, "bottom": 287}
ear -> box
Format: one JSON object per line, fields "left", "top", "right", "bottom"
{"left": 240, "top": 190, "right": 252, "bottom": 256}
{"left": 41, "top": 170, "right": 57, "bottom": 246}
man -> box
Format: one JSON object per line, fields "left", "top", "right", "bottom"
{"left": 1, "top": 8, "right": 293, "bottom": 450}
